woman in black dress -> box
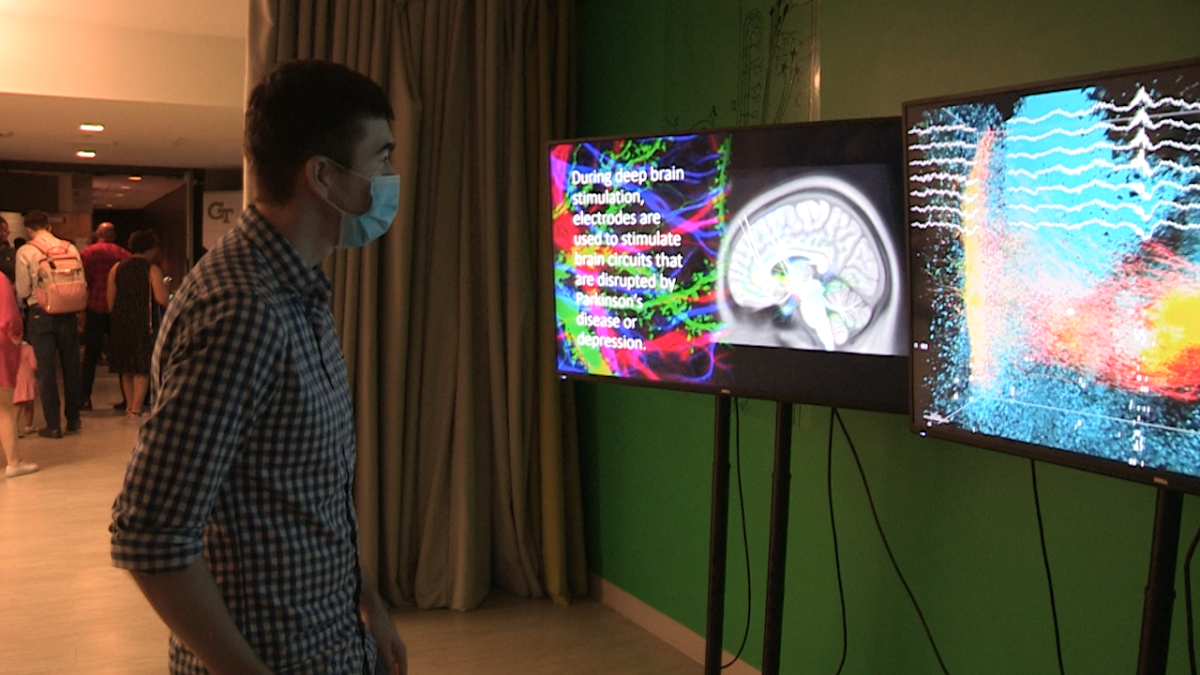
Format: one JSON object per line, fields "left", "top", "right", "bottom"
{"left": 107, "top": 230, "right": 169, "bottom": 419}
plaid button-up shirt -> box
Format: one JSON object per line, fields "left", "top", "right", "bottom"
{"left": 111, "top": 207, "right": 377, "bottom": 674}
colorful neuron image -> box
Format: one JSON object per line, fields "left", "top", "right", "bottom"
{"left": 908, "top": 66, "right": 1200, "bottom": 478}
{"left": 549, "top": 133, "right": 731, "bottom": 384}
{"left": 716, "top": 166, "right": 906, "bottom": 357}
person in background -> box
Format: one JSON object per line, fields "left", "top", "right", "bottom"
{"left": 0, "top": 269, "right": 36, "bottom": 478}
{"left": 106, "top": 230, "right": 168, "bottom": 419}
{"left": 79, "top": 221, "right": 131, "bottom": 411}
{"left": 15, "top": 210, "right": 83, "bottom": 439}
{"left": 110, "top": 59, "right": 406, "bottom": 675}
{"left": 0, "top": 215, "right": 16, "bottom": 285}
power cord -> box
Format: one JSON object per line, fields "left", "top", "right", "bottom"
{"left": 1184, "top": 516, "right": 1200, "bottom": 675}
{"left": 827, "top": 407, "right": 849, "bottom": 674}
{"left": 722, "top": 397, "right": 753, "bottom": 669}
{"left": 1030, "top": 460, "right": 1066, "bottom": 675}
{"left": 832, "top": 408, "right": 951, "bottom": 675}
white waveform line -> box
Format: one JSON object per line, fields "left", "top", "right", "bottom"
{"left": 1009, "top": 88, "right": 1200, "bottom": 126}
{"left": 908, "top": 140, "right": 978, "bottom": 152}
{"left": 1009, "top": 157, "right": 1200, "bottom": 179}
{"left": 909, "top": 171, "right": 970, "bottom": 184}
{"left": 1008, "top": 178, "right": 1200, "bottom": 198}
{"left": 1008, "top": 143, "right": 1115, "bottom": 160}
{"left": 908, "top": 123, "right": 981, "bottom": 137}
{"left": 909, "top": 204, "right": 963, "bottom": 214}
{"left": 1146, "top": 117, "right": 1200, "bottom": 133}
{"left": 1009, "top": 217, "right": 1200, "bottom": 237}
{"left": 909, "top": 157, "right": 975, "bottom": 167}
{"left": 1006, "top": 116, "right": 1200, "bottom": 143}
{"left": 1009, "top": 199, "right": 1200, "bottom": 219}
{"left": 1156, "top": 139, "right": 1200, "bottom": 153}
{"left": 1004, "top": 135, "right": 1200, "bottom": 160}
{"left": 910, "top": 187, "right": 973, "bottom": 200}
{"left": 909, "top": 203, "right": 989, "bottom": 218}
{"left": 909, "top": 218, "right": 978, "bottom": 234}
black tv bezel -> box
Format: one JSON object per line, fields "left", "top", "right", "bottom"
{"left": 549, "top": 116, "right": 909, "bottom": 413}
{"left": 903, "top": 57, "right": 1200, "bottom": 495}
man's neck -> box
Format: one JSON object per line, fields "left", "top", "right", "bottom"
{"left": 252, "top": 200, "right": 334, "bottom": 267}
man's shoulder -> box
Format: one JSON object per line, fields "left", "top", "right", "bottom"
{"left": 23, "top": 233, "right": 73, "bottom": 253}
{"left": 176, "top": 229, "right": 281, "bottom": 308}
{"left": 81, "top": 241, "right": 128, "bottom": 262}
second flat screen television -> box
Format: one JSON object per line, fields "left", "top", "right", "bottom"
{"left": 906, "top": 58, "right": 1200, "bottom": 492}
{"left": 550, "top": 118, "right": 908, "bottom": 412}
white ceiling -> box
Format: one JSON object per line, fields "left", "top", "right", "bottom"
{"left": 0, "top": 93, "right": 244, "bottom": 169}
{"left": 0, "top": 0, "right": 248, "bottom": 173}
{"left": 92, "top": 173, "right": 187, "bottom": 211}
{"left": 0, "top": 0, "right": 248, "bottom": 39}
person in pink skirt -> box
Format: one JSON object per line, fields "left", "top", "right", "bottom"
{"left": 0, "top": 270, "right": 37, "bottom": 477}
{"left": 15, "top": 341, "right": 36, "bottom": 438}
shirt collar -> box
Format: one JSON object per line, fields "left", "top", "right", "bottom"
{"left": 239, "top": 205, "right": 332, "bottom": 302}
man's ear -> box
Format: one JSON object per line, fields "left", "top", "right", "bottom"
{"left": 303, "top": 155, "right": 338, "bottom": 200}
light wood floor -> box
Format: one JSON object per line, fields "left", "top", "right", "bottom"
{"left": 0, "top": 372, "right": 700, "bottom": 674}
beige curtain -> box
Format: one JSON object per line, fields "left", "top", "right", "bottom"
{"left": 246, "top": 0, "right": 586, "bottom": 610}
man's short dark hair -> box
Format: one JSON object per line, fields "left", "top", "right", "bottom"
{"left": 244, "top": 59, "right": 394, "bottom": 204}
{"left": 128, "top": 229, "right": 160, "bottom": 255}
{"left": 24, "top": 211, "right": 49, "bottom": 230}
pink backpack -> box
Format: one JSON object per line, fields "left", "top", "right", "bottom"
{"left": 29, "top": 239, "right": 88, "bottom": 314}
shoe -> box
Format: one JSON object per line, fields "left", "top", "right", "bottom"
{"left": 18, "top": 425, "right": 33, "bottom": 438}
{"left": 66, "top": 421, "right": 82, "bottom": 433}
{"left": 81, "top": 399, "right": 93, "bottom": 411}
{"left": 113, "top": 401, "right": 127, "bottom": 411}
{"left": 125, "top": 409, "right": 144, "bottom": 420}
{"left": 5, "top": 461, "right": 39, "bottom": 478}
{"left": 38, "top": 427, "right": 62, "bottom": 439}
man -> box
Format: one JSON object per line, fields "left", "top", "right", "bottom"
{"left": 79, "top": 221, "right": 130, "bottom": 410}
{"left": 110, "top": 60, "right": 406, "bottom": 675}
{"left": 15, "top": 210, "right": 83, "bottom": 438}
{"left": 0, "top": 215, "right": 16, "bottom": 284}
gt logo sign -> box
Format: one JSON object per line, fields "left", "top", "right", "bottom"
{"left": 207, "top": 201, "right": 236, "bottom": 223}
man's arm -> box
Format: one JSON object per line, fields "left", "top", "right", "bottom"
{"left": 359, "top": 564, "right": 408, "bottom": 675}
{"left": 13, "top": 245, "right": 32, "bottom": 306}
{"left": 131, "top": 557, "right": 274, "bottom": 675}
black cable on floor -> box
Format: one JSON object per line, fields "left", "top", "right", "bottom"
{"left": 722, "top": 398, "right": 753, "bottom": 669}
{"left": 1030, "top": 460, "right": 1065, "bottom": 675}
{"left": 832, "top": 408, "right": 950, "bottom": 675}
{"left": 1184, "top": 516, "right": 1200, "bottom": 675}
{"left": 827, "top": 407, "right": 848, "bottom": 675}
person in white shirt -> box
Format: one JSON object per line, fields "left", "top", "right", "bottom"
{"left": 15, "top": 210, "right": 84, "bottom": 438}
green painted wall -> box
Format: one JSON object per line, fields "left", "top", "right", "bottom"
{"left": 575, "top": 0, "right": 1200, "bottom": 673}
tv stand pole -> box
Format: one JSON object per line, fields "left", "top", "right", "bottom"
{"left": 761, "top": 401, "right": 794, "bottom": 675}
{"left": 1136, "top": 487, "right": 1183, "bottom": 675}
{"left": 704, "top": 393, "right": 733, "bottom": 675}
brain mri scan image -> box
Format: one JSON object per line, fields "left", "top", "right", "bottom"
{"left": 717, "top": 171, "right": 906, "bottom": 356}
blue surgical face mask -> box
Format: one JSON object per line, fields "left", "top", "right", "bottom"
{"left": 328, "top": 162, "right": 401, "bottom": 249}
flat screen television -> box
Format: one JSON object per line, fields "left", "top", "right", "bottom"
{"left": 906, "top": 58, "right": 1200, "bottom": 493}
{"left": 549, "top": 118, "right": 908, "bottom": 412}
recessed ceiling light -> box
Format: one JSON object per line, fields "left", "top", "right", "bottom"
{"left": 128, "top": 175, "right": 142, "bottom": 182}
{"left": 114, "top": 193, "right": 125, "bottom": 198}
{"left": 76, "top": 150, "right": 97, "bottom": 159}
{"left": 120, "top": 185, "right": 132, "bottom": 190}
{"left": 79, "top": 123, "right": 105, "bottom": 133}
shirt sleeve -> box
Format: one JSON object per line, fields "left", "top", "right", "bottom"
{"left": 110, "top": 287, "right": 283, "bottom": 573}
{"left": 14, "top": 245, "right": 34, "bottom": 306}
